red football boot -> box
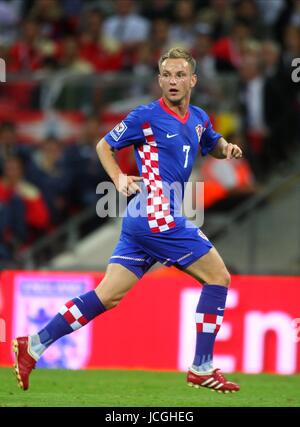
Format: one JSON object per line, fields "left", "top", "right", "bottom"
{"left": 187, "top": 368, "right": 240, "bottom": 393}
{"left": 12, "top": 337, "right": 37, "bottom": 391}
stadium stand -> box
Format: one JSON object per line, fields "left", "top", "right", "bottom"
{"left": 0, "top": 0, "right": 299, "bottom": 271}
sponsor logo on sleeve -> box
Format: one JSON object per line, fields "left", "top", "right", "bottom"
{"left": 110, "top": 121, "right": 127, "bottom": 141}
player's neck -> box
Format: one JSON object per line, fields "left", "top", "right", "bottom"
{"left": 162, "top": 96, "right": 190, "bottom": 119}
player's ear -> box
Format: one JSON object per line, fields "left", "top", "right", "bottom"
{"left": 191, "top": 74, "right": 197, "bottom": 88}
{"left": 158, "top": 74, "right": 163, "bottom": 88}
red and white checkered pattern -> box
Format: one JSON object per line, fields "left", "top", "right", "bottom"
{"left": 196, "top": 313, "right": 223, "bottom": 333}
{"left": 138, "top": 122, "right": 176, "bottom": 233}
{"left": 59, "top": 300, "right": 88, "bottom": 331}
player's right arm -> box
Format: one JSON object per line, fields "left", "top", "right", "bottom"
{"left": 96, "top": 138, "right": 142, "bottom": 197}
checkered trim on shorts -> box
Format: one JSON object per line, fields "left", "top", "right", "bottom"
{"left": 196, "top": 313, "right": 223, "bottom": 333}
{"left": 59, "top": 300, "right": 88, "bottom": 331}
{"left": 138, "top": 122, "right": 176, "bottom": 233}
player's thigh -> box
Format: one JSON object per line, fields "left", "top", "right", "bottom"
{"left": 95, "top": 263, "right": 139, "bottom": 309}
{"left": 183, "top": 247, "right": 230, "bottom": 286}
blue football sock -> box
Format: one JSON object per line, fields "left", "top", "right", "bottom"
{"left": 29, "top": 290, "right": 106, "bottom": 358}
{"left": 192, "top": 284, "right": 228, "bottom": 372}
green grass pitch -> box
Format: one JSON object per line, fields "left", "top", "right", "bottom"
{"left": 1, "top": 368, "right": 300, "bottom": 407}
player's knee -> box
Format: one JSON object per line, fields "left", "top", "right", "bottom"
{"left": 221, "top": 269, "right": 231, "bottom": 287}
{"left": 206, "top": 268, "right": 231, "bottom": 287}
{"left": 97, "top": 293, "right": 123, "bottom": 310}
{"left": 95, "top": 284, "right": 123, "bottom": 310}
{"left": 103, "top": 298, "right": 120, "bottom": 310}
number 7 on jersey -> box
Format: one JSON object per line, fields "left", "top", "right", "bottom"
{"left": 183, "top": 145, "right": 190, "bottom": 168}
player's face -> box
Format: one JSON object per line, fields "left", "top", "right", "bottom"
{"left": 158, "top": 58, "right": 197, "bottom": 105}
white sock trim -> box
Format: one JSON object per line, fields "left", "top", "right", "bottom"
{"left": 28, "top": 336, "right": 40, "bottom": 361}
{"left": 189, "top": 366, "right": 213, "bottom": 376}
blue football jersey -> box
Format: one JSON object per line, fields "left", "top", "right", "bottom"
{"left": 104, "top": 98, "right": 221, "bottom": 234}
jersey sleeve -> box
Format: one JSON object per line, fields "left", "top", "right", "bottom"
{"left": 200, "top": 114, "right": 222, "bottom": 156}
{"left": 104, "top": 108, "right": 145, "bottom": 150}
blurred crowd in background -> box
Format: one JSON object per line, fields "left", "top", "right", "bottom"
{"left": 0, "top": 0, "right": 299, "bottom": 264}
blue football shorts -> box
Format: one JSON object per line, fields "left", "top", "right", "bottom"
{"left": 109, "top": 220, "right": 213, "bottom": 279}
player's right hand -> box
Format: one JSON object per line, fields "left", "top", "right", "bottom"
{"left": 115, "top": 174, "right": 143, "bottom": 197}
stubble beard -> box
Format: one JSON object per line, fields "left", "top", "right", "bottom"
{"left": 165, "top": 94, "right": 185, "bottom": 106}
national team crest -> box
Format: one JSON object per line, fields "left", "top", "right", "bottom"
{"left": 13, "top": 274, "right": 93, "bottom": 369}
{"left": 195, "top": 124, "right": 204, "bottom": 143}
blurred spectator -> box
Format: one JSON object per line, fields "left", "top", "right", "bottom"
{"left": 79, "top": 8, "right": 123, "bottom": 72}
{"left": 286, "top": 0, "right": 300, "bottom": 25}
{"left": 212, "top": 20, "right": 254, "bottom": 71}
{"left": 255, "top": 0, "right": 284, "bottom": 32}
{"left": 57, "top": 36, "right": 94, "bottom": 74}
{"left": 0, "top": 156, "right": 50, "bottom": 236}
{"left": 238, "top": 50, "right": 297, "bottom": 178}
{"left": 141, "top": 0, "right": 173, "bottom": 21}
{"left": 260, "top": 40, "right": 282, "bottom": 77}
{"left": 63, "top": 115, "right": 110, "bottom": 208}
{"left": 132, "top": 17, "right": 172, "bottom": 85}
{"left": 198, "top": 0, "right": 235, "bottom": 40}
{"left": 0, "top": 122, "right": 31, "bottom": 175}
{"left": 0, "top": 195, "right": 27, "bottom": 261}
{"left": 200, "top": 132, "right": 257, "bottom": 211}
{"left": 7, "top": 18, "right": 57, "bottom": 107}
{"left": 8, "top": 19, "right": 45, "bottom": 72}
{"left": 234, "top": 0, "right": 264, "bottom": 38}
{"left": 103, "top": 0, "right": 150, "bottom": 69}
{"left": 238, "top": 53, "right": 267, "bottom": 177}
{"left": 0, "top": 0, "right": 20, "bottom": 46}
{"left": 261, "top": 40, "right": 299, "bottom": 167}
{"left": 275, "top": 0, "right": 300, "bottom": 41}
{"left": 61, "top": 0, "right": 83, "bottom": 29}
{"left": 169, "top": 0, "right": 197, "bottom": 50}
{"left": 26, "top": 137, "right": 70, "bottom": 225}
{"left": 281, "top": 25, "right": 300, "bottom": 71}
{"left": 52, "top": 36, "right": 94, "bottom": 110}
{"left": 79, "top": 8, "right": 125, "bottom": 112}
{"left": 192, "top": 23, "right": 217, "bottom": 79}
{"left": 27, "top": 0, "right": 74, "bottom": 39}
{"left": 132, "top": 42, "right": 155, "bottom": 92}
{"left": 191, "top": 23, "right": 222, "bottom": 108}
{"left": 150, "top": 18, "right": 172, "bottom": 61}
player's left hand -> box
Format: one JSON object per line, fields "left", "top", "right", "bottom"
{"left": 224, "top": 143, "right": 243, "bottom": 159}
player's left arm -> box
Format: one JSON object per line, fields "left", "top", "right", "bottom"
{"left": 209, "top": 137, "right": 243, "bottom": 159}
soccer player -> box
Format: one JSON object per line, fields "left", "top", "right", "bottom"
{"left": 13, "top": 48, "right": 242, "bottom": 393}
